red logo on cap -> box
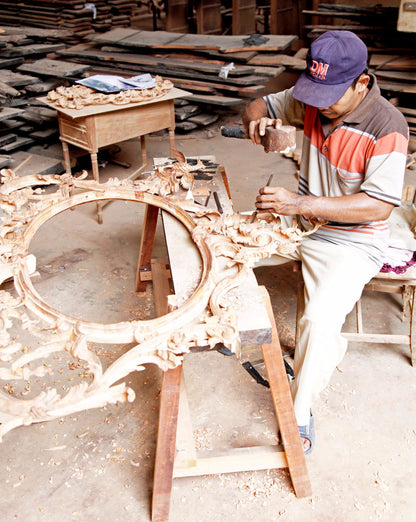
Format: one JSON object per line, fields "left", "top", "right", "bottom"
{"left": 310, "top": 60, "right": 329, "bottom": 80}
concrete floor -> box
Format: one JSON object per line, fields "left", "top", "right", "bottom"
{"left": 1, "top": 115, "right": 416, "bottom": 522}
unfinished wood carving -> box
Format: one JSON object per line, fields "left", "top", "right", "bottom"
{"left": 0, "top": 153, "right": 321, "bottom": 440}
{"left": 47, "top": 76, "right": 174, "bottom": 109}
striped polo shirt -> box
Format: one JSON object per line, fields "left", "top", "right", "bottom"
{"left": 264, "top": 75, "right": 409, "bottom": 263}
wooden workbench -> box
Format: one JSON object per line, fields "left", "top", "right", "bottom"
{"left": 141, "top": 157, "right": 312, "bottom": 521}
{"left": 39, "top": 87, "right": 190, "bottom": 223}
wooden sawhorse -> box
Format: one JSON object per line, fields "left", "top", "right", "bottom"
{"left": 136, "top": 160, "right": 311, "bottom": 521}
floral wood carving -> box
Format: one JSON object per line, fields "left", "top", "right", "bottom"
{"left": 46, "top": 76, "right": 174, "bottom": 109}
{"left": 0, "top": 153, "right": 322, "bottom": 441}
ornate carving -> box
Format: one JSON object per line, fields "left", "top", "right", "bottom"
{"left": 0, "top": 154, "right": 322, "bottom": 441}
{"left": 46, "top": 76, "right": 174, "bottom": 109}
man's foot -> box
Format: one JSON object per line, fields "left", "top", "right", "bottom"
{"left": 298, "top": 412, "right": 315, "bottom": 455}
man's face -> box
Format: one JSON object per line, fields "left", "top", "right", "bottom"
{"left": 318, "top": 74, "right": 370, "bottom": 121}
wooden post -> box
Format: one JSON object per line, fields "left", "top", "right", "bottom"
{"left": 151, "top": 258, "right": 182, "bottom": 521}
{"left": 260, "top": 286, "right": 312, "bottom": 498}
{"left": 135, "top": 205, "right": 159, "bottom": 292}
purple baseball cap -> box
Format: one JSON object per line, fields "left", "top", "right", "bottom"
{"left": 293, "top": 31, "right": 368, "bottom": 108}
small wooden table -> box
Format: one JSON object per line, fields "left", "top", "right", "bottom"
{"left": 39, "top": 87, "right": 190, "bottom": 223}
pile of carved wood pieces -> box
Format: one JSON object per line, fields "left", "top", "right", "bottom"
{"left": 0, "top": 0, "right": 144, "bottom": 40}
{"left": 53, "top": 27, "right": 304, "bottom": 132}
{"left": 302, "top": 3, "right": 415, "bottom": 146}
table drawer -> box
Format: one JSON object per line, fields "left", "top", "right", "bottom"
{"left": 59, "top": 116, "right": 90, "bottom": 149}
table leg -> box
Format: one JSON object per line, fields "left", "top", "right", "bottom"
{"left": 140, "top": 135, "right": 147, "bottom": 167}
{"left": 61, "top": 140, "right": 72, "bottom": 175}
{"left": 260, "top": 286, "right": 312, "bottom": 498}
{"left": 90, "top": 152, "right": 103, "bottom": 224}
{"left": 135, "top": 204, "right": 159, "bottom": 292}
{"left": 168, "top": 128, "right": 175, "bottom": 157}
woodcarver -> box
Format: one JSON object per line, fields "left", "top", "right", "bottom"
{"left": 242, "top": 30, "right": 409, "bottom": 454}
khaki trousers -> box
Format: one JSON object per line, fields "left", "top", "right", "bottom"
{"left": 255, "top": 220, "right": 382, "bottom": 426}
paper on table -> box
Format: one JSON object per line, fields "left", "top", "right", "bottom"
{"left": 75, "top": 74, "right": 156, "bottom": 93}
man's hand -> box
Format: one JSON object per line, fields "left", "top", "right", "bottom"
{"left": 248, "top": 118, "right": 282, "bottom": 150}
{"left": 256, "top": 186, "right": 300, "bottom": 215}
{"left": 241, "top": 98, "right": 282, "bottom": 152}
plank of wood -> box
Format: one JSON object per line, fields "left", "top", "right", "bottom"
{"left": 398, "top": 106, "right": 416, "bottom": 117}
{"left": 24, "top": 79, "right": 65, "bottom": 94}
{"left": 398, "top": 0, "right": 416, "bottom": 32}
{"left": 369, "top": 54, "right": 416, "bottom": 71}
{"left": 135, "top": 205, "right": 160, "bottom": 292}
{"left": 373, "top": 69, "right": 416, "bottom": 82}
{"left": 248, "top": 53, "right": 306, "bottom": 70}
{"left": 1, "top": 70, "right": 40, "bottom": 87}
{"left": 0, "top": 79, "right": 20, "bottom": 97}
{"left": 173, "top": 445, "right": 287, "bottom": 477}
{"left": 0, "top": 135, "right": 35, "bottom": 153}
{"left": 0, "top": 107, "right": 24, "bottom": 122}
{"left": 17, "top": 58, "right": 91, "bottom": 78}
{"left": 91, "top": 28, "right": 297, "bottom": 53}
{"left": 182, "top": 93, "right": 243, "bottom": 106}
{"left": 58, "top": 46, "right": 256, "bottom": 77}
{"left": 151, "top": 366, "right": 182, "bottom": 522}
{"left": 0, "top": 43, "right": 66, "bottom": 58}
{"left": 378, "top": 80, "right": 416, "bottom": 94}
{"left": 0, "top": 57, "right": 24, "bottom": 69}
{"left": 187, "top": 112, "right": 219, "bottom": 126}
{"left": 0, "top": 25, "right": 73, "bottom": 39}
{"left": 251, "top": 65, "right": 285, "bottom": 78}
{"left": 8, "top": 150, "right": 65, "bottom": 176}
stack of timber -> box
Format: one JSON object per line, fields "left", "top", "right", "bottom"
{"left": 0, "top": 26, "right": 91, "bottom": 166}
{"left": 0, "top": 0, "right": 144, "bottom": 39}
{"left": 302, "top": 3, "right": 415, "bottom": 146}
{"left": 54, "top": 28, "right": 300, "bottom": 131}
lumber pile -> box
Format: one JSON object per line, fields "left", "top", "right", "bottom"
{"left": 0, "top": 0, "right": 144, "bottom": 39}
{"left": 0, "top": 26, "right": 90, "bottom": 167}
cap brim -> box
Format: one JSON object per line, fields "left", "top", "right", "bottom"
{"left": 292, "top": 72, "right": 351, "bottom": 108}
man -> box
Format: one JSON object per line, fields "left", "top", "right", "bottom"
{"left": 242, "top": 30, "right": 409, "bottom": 454}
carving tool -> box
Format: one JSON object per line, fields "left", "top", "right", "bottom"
{"left": 251, "top": 173, "right": 274, "bottom": 223}
{"left": 213, "top": 191, "right": 223, "bottom": 214}
{"left": 220, "top": 124, "right": 296, "bottom": 153}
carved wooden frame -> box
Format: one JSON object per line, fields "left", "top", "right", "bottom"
{"left": 0, "top": 163, "right": 320, "bottom": 441}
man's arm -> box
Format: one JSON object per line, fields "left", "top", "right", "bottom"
{"left": 256, "top": 186, "right": 394, "bottom": 222}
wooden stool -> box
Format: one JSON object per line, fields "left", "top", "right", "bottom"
{"left": 294, "top": 261, "right": 416, "bottom": 366}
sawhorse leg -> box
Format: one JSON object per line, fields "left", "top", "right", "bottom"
{"left": 259, "top": 286, "right": 312, "bottom": 498}
{"left": 135, "top": 204, "right": 159, "bottom": 292}
{"left": 148, "top": 258, "right": 181, "bottom": 521}
{"left": 152, "top": 366, "right": 182, "bottom": 522}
